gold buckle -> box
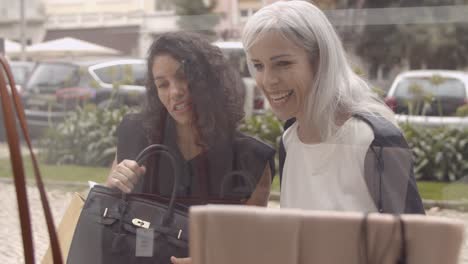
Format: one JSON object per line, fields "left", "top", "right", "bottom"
{"left": 132, "top": 218, "right": 150, "bottom": 229}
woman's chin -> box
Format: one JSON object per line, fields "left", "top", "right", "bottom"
{"left": 271, "top": 108, "right": 294, "bottom": 122}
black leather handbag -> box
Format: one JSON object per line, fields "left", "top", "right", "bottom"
{"left": 67, "top": 144, "right": 189, "bottom": 264}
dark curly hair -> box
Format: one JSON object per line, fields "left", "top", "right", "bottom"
{"left": 141, "top": 31, "right": 246, "bottom": 148}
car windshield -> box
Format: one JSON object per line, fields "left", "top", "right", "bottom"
{"left": 92, "top": 63, "right": 146, "bottom": 86}
{"left": 394, "top": 76, "right": 466, "bottom": 99}
{"left": 26, "top": 63, "right": 80, "bottom": 92}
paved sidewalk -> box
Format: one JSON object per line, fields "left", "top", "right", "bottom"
{"left": 0, "top": 182, "right": 74, "bottom": 263}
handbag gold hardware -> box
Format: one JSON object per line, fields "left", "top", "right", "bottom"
{"left": 132, "top": 218, "right": 150, "bottom": 229}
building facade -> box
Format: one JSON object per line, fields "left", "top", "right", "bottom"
{"left": 0, "top": 0, "right": 47, "bottom": 47}
{"left": 41, "top": 0, "right": 179, "bottom": 57}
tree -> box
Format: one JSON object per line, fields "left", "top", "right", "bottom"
{"left": 356, "top": 0, "right": 468, "bottom": 77}
{"left": 355, "top": 0, "right": 403, "bottom": 79}
{"left": 174, "top": 0, "right": 220, "bottom": 38}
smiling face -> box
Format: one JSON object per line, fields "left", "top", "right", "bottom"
{"left": 152, "top": 54, "right": 193, "bottom": 126}
{"left": 248, "top": 31, "right": 315, "bottom": 121}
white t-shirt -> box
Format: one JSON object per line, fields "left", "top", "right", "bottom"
{"left": 280, "top": 118, "right": 377, "bottom": 212}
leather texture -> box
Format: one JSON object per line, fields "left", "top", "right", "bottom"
{"left": 67, "top": 145, "right": 189, "bottom": 264}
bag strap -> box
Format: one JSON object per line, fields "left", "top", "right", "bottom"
{"left": 0, "top": 56, "right": 63, "bottom": 263}
{"left": 359, "top": 213, "right": 408, "bottom": 264}
{"left": 135, "top": 144, "right": 180, "bottom": 224}
{"left": 397, "top": 217, "right": 407, "bottom": 264}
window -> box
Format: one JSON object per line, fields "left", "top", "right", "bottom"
{"left": 240, "top": 9, "right": 249, "bottom": 17}
{"left": 5, "top": 1, "right": 468, "bottom": 263}
{"left": 155, "top": 0, "right": 173, "bottom": 11}
{"left": 92, "top": 63, "right": 146, "bottom": 86}
{"left": 93, "top": 65, "right": 123, "bottom": 85}
{"left": 26, "top": 63, "right": 80, "bottom": 92}
{"left": 395, "top": 77, "right": 466, "bottom": 99}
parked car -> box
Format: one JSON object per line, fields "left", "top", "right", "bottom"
{"left": 22, "top": 58, "right": 146, "bottom": 137}
{"left": 385, "top": 70, "right": 468, "bottom": 128}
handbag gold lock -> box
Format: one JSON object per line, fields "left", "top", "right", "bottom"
{"left": 132, "top": 218, "right": 150, "bottom": 229}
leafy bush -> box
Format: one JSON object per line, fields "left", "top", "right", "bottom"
{"left": 239, "top": 112, "right": 283, "bottom": 177}
{"left": 456, "top": 104, "right": 468, "bottom": 117}
{"left": 402, "top": 123, "right": 468, "bottom": 182}
{"left": 239, "top": 111, "right": 283, "bottom": 149}
{"left": 40, "top": 104, "right": 132, "bottom": 167}
{"left": 41, "top": 103, "right": 468, "bottom": 182}
{"left": 241, "top": 111, "right": 468, "bottom": 182}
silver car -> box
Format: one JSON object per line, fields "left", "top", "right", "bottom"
{"left": 22, "top": 58, "right": 146, "bottom": 137}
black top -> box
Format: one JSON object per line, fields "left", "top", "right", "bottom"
{"left": 116, "top": 114, "right": 275, "bottom": 205}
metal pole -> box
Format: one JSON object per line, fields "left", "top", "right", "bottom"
{"left": 0, "top": 38, "right": 4, "bottom": 55}
{"left": 20, "top": 0, "right": 26, "bottom": 60}
{"left": 233, "top": 0, "right": 239, "bottom": 26}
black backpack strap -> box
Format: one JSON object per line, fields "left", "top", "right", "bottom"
{"left": 278, "top": 118, "right": 296, "bottom": 189}
{"left": 353, "top": 113, "right": 385, "bottom": 213}
{"left": 353, "top": 113, "right": 424, "bottom": 214}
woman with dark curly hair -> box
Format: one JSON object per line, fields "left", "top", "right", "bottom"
{"left": 105, "top": 31, "right": 274, "bottom": 209}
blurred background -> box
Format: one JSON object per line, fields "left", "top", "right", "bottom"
{"left": 1, "top": 0, "right": 468, "bottom": 263}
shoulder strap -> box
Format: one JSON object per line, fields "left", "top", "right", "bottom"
{"left": 0, "top": 56, "right": 63, "bottom": 263}
{"left": 353, "top": 113, "right": 409, "bottom": 148}
{"left": 353, "top": 113, "right": 386, "bottom": 212}
{"left": 356, "top": 113, "right": 425, "bottom": 214}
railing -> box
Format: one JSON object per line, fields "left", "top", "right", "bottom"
{"left": 46, "top": 10, "right": 175, "bottom": 29}
{"left": 396, "top": 115, "right": 468, "bottom": 128}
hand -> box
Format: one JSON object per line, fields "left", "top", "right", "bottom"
{"left": 105, "top": 159, "right": 146, "bottom": 193}
{"left": 171, "top": 256, "right": 192, "bottom": 264}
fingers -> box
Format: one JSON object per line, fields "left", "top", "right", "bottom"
{"left": 171, "top": 256, "right": 192, "bottom": 264}
{"left": 110, "top": 177, "right": 132, "bottom": 193}
{"left": 116, "top": 161, "right": 140, "bottom": 185}
{"left": 106, "top": 159, "right": 146, "bottom": 193}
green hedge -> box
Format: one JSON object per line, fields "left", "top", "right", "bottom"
{"left": 239, "top": 112, "right": 283, "bottom": 149}
{"left": 41, "top": 106, "right": 468, "bottom": 182}
{"left": 40, "top": 104, "right": 132, "bottom": 167}
{"left": 401, "top": 123, "right": 468, "bottom": 181}
{"left": 240, "top": 112, "right": 468, "bottom": 182}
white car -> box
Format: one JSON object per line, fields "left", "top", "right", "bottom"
{"left": 385, "top": 70, "right": 468, "bottom": 128}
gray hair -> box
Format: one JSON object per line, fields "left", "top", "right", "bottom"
{"left": 242, "top": 0, "right": 396, "bottom": 141}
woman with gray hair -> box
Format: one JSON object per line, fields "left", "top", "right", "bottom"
{"left": 242, "top": 0, "right": 424, "bottom": 214}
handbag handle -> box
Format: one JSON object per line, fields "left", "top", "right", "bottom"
{"left": 219, "top": 170, "right": 255, "bottom": 199}
{"left": 397, "top": 217, "right": 407, "bottom": 264}
{"left": 359, "top": 213, "right": 407, "bottom": 264}
{"left": 134, "top": 144, "right": 180, "bottom": 224}
{"left": 0, "top": 56, "right": 63, "bottom": 263}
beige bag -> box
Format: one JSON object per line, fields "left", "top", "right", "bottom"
{"left": 190, "top": 205, "right": 464, "bottom": 264}
{"left": 41, "top": 193, "right": 85, "bottom": 264}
